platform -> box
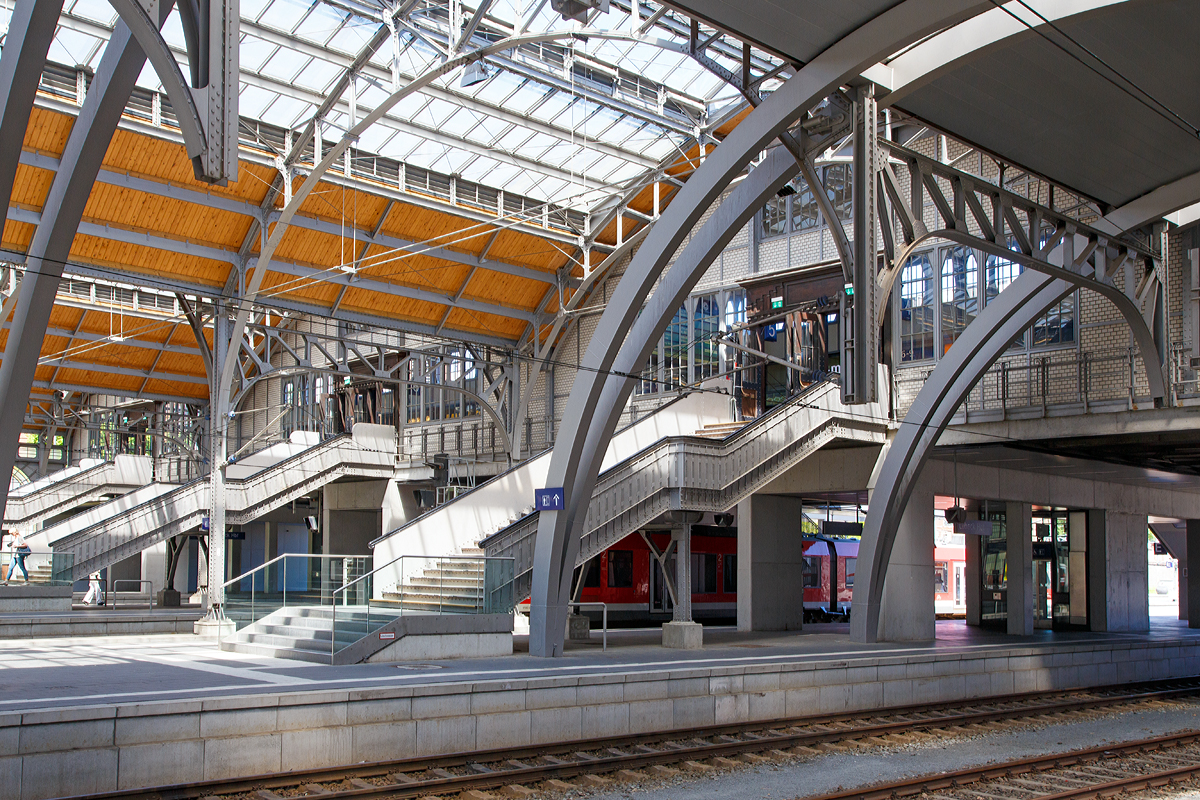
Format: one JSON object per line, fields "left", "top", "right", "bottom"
{"left": 3, "top": 619, "right": 1200, "bottom": 799}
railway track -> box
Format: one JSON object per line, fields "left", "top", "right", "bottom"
{"left": 63, "top": 677, "right": 1200, "bottom": 800}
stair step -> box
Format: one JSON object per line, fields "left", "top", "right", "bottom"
{"left": 220, "top": 640, "right": 333, "bottom": 664}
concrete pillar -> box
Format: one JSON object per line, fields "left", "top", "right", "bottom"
{"left": 1006, "top": 502, "right": 1033, "bottom": 636}
{"left": 736, "top": 494, "right": 804, "bottom": 632}
{"left": 1180, "top": 550, "right": 1189, "bottom": 623}
{"left": 672, "top": 525, "right": 692, "bottom": 623}
{"left": 877, "top": 485, "right": 934, "bottom": 641}
{"left": 1102, "top": 511, "right": 1149, "bottom": 632}
{"left": 663, "top": 516, "right": 702, "bottom": 649}
{"left": 965, "top": 531, "right": 981, "bottom": 626}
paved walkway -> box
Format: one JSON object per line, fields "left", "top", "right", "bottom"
{"left": 2, "top": 619, "right": 1197, "bottom": 713}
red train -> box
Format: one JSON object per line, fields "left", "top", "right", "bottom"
{"left": 552, "top": 530, "right": 966, "bottom": 624}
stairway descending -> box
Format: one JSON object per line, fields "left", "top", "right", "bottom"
{"left": 5, "top": 454, "right": 152, "bottom": 529}
{"left": 36, "top": 426, "right": 397, "bottom": 581}
{"left": 220, "top": 607, "right": 399, "bottom": 663}
{"left": 479, "top": 378, "right": 888, "bottom": 601}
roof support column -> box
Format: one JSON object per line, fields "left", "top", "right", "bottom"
{"left": 203, "top": 300, "right": 231, "bottom": 624}
{"left": 0, "top": 8, "right": 171, "bottom": 528}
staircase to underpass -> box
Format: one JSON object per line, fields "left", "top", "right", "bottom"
{"left": 5, "top": 454, "right": 152, "bottom": 529}
{"left": 34, "top": 427, "right": 397, "bottom": 581}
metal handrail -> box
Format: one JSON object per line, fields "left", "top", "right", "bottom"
{"left": 571, "top": 602, "right": 608, "bottom": 650}
{"left": 110, "top": 578, "right": 153, "bottom": 610}
{"left": 329, "top": 553, "right": 516, "bottom": 663}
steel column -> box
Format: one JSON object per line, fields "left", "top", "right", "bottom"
{"left": 843, "top": 84, "right": 879, "bottom": 404}
{"left": 206, "top": 301, "right": 231, "bottom": 616}
{"left": 0, "top": 8, "right": 172, "bottom": 528}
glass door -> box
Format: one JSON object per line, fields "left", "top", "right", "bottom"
{"left": 1031, "top": 511, "right": 1089, "bottom": 630}
{"left": 980, "top": 505, "right": 1008, "bottom": 628}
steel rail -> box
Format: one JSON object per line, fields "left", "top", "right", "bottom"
{"left": 58, "top": 678, "right": 1200, "bottom": 800}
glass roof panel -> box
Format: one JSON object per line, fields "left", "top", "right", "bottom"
{"left": 293, "top": 2, "right": 346, "bottom": 45}
{"left": 261, "top": 0, "right": 314, "bottom": 32}
{"left": 263, "top": 94, "right": 315, "bottom": 130}
{"left": 240, "top": 85, "right": 278, "bottom": 120}
{"left": 68, "top": 0, "right": 116, "bottom": 26}
{"left": 240, "top": 35, "right": 279, "bottom": 73}
{"left": 325, "top": 19, "right": 378, "bottom": 55}
{"left": 295, "top": 56, "right": 342, "bottom": 93}
{"left": 48, "top": 27, "right": 100, "bottom": 67}
{"left": 260, "top": 48, "right": 308, "bottom": 84}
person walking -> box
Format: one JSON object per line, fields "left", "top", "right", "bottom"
{"left": 83, "top": 571, "right": 104, "bottom": 605}
{"left": 5, "top": 531, "right": 30, "bottom": 584}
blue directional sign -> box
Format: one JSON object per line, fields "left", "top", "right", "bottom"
{"left": 535, "top": 487, "right": 565, "bottom": 511}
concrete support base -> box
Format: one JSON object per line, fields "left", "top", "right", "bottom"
{"left": 662, "top": 620, "right": 703, "bottom": 649}
{"left": 194, "top": 618, "right": 235, "bottom": 639}
{"left": 567, "top": 613, "right": 590, "bottom": 641}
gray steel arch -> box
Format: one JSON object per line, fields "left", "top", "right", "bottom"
{"left": 526, "top": 0, "right": 993, "bottom": 657}
{"left": 0, "top": 0, "right": 64, "bottom": 230}
{"left": 849, "top": 267, "right": 1072, "bottom": 642}
{"left": 0, "top": 7, "right": 172, "bottom": 527}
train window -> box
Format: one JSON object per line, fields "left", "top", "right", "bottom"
{"left": 844, "top": 557, "right": 855, "bottom": 588}
{"left": 607, "top": 550, "right": 633, "bottom": 588}
{"left": 934, "top": 561, "right": 949, "bottom": 593}
{"left": 802, "top": 556, "right": 822, "bottom": 588}
{"left": 723, "top": 554, "right": 737, "bottom": 593}
{"left": 691, "top": 553, "right": 717, "bottom": 594}
{"left": 582, "top": 558, "right": 600, "bottom": 588}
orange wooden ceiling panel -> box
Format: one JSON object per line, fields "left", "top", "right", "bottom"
{"left": 464, "top": 269, "right": 549, "bottom": 312}
{"left": 24, "top": 107, "right": 73, "bottom": 155}
{"left": 69, "top": 234, "right": 232, "bottom": 287}
{"left": 142, "top": 377, "right": 207, "bottom": 399}
{"left": 10, "top": 164, "right": 54, "bottom": 211}
{"left": 442, "top": 307, "right": 526, "bottom": 340}
{"left": 481, "top": 229, "right": 570, "bottom": 272}
{"left": 2, "top": 219, "right": 36, "bottom": 252}
{"left": 378, "top": 202, "right": 495, "bottom": 255}
{"left": 102, "top": 128, "right": 275, "bottom": 206}
{"left": 82, "top": 182, "right": 253, "bottom": 250}
{"left": 358, "top": 249, "right": 472, "bottom": 296}
{"left": 336, "top": 287, "right": 445, "bottom": 324}
{"left": 294, "top": 183, "right": 392, "bottom": 231}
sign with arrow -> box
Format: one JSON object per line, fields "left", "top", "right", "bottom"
{"left": 535, "top": 487, "right": 565, "bottom": 511}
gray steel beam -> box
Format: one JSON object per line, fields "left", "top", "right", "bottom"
{"left": 0, "top": 0, "right": 64, "bottom": 234}
{"left": 526, "top": 0, "right": 992, "bottom": 657}
{"left": 0, "top": 7, "right": 171, "bottom": 524}
{"left": 37, "top": 356, "right": 207, "bottom": 385}
{"left": 254, "top": 257, "right": 541, "bottom": 324}
{"left": 31, "top": 379, "right": 198, "bottom": 404}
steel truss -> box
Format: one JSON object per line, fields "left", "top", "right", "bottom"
{"left": 231, "top": 321, "right": 519, "bottom": 459}
{"left": 872, "top": 139, "right": 1168, "bottom": 400}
